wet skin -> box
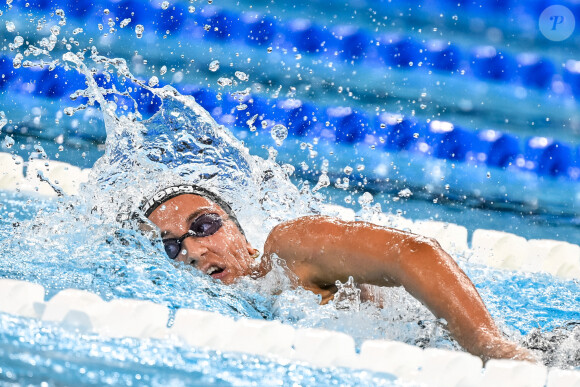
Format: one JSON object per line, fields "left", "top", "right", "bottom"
{"left": 148, "top": 193, "right": 535, "bottom": 363}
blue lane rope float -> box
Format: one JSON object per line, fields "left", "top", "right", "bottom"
{"left": 6, "top": 1, "right": 580, "bottom": 97}
{"left": 3, "top": 56, "right": 578, "bottom": 180}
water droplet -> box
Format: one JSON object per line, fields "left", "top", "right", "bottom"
{"left": 148, "top": 76, "right": 159, "bottom": 87}
{"left": 267, "top": 47, "right": 273, "bottom": 53}
{"left": 13, "top": 36, "right": 23, "bottom": 48}
{"left": 188, "top": 5, "right": 195, "bottom": 13}
{"left": 343, "top": 166, "right": 353, "bottom": 175}
{"left": 312, "top": 173, "right": 330, "bottom": 193}
{"left": 217, "top": 77, "right": 232, "bottom": 87}
{"left": 12, "top": 53, "right": 22, "bottom": 69}
{"left": 486, "top": 172, "right": 491, "bottom": 178}
{"left": 103, "top": 8, "right": 109, "bottom": 15}
{"left": 209, "top": 60, "right": 220, "bottom": 72}
{"left": 357, "top": 164, "right": 365, "bottom": 171}
{"left": 120, "top": 18, "right": 131, "bottom": 28}
{"left": 3, "top": 135, "right": 14, "bottom": 148}
{"left": 135, "top": 24, "right": 144, "bottom": 38}
{"left": 160, "top": 65, "right": 167, "bottom": 75}
{"left": 72, "top": 27, "right": 83, "bottom": 35}
{"left": 413, "top": 132, "right": 419, "bottom": 138}
{"left": 270, "top": 124, "right": 288, "bottom": 146}
{"left": 358, "top": 192, "right": 373, "bottom": 206}
{"left": 398, "top": 188, "right": 412, "bottom": 198}
{"left": 235, "top": 71, "right": 248, "bottom": 81}
{"left": 0, "top": 111, "right": 6, "bottom": 130}
{"left": 282, "top": 164, "right": 295, "bottom": 176}
{"left": 5, "top": 21, "right": 15, "bottom": 32}
{"left": 162, "top": 1, "right": 171, "bottom": 9}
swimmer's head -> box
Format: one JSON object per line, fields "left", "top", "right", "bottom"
{"left": 140, "top": 185, "right": 245, "bottom": 235}
{"left": 141, "top": 185, "right": 257, "bottom": 284}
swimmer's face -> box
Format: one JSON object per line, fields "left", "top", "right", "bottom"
{"left": 148, "top": 194, "right": 257, "bottom": 284}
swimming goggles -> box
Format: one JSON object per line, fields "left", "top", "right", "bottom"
{"left": 162, "top": 213, "right": 223, "bottom": 259}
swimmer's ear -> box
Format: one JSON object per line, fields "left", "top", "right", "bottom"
{"left": 246, "top": 242, "right": 258, "bottom": 258}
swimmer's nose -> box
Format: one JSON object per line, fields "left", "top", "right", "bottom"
{"left": 177, "top": 238, "right": 208, "bottom": 267}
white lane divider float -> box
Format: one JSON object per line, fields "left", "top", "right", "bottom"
{"left": 1, "top": 153, "right": 580, "bottom": 386}
{"left": 0, "top": 279, "right": 578, "bottom": 387}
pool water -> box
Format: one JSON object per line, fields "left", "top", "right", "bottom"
{"left": 0, "top": 0, "right": 580, "bottom": 385}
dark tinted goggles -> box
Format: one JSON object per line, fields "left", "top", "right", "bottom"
{"left": 162, "top": 213, "right": 223, "bottom": 259}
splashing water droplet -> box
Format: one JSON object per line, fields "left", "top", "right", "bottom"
{"left": 5, "top": 21, "right": 15, "bottom": 32}
{"left": 217, "top": 77, "right": 232, "bottom": 87}
{"left": 486, "top": 172, "right": 491, "bottom": 178}
{"left": 398, "top": 188, "right": 413, "bottom": 198}
{"left": 209, "top": 60, "right": 220, "bottom": 72}
{"left": 312, "top": 173, "right": 330, "bottom": 193}
{"left": 3, "top": 135, "right": 15, "bottom": 148}
{"left": 270, "top": 124, "right": 288, "bottom": 146}
{"left": 282, "top": 164, "right": 295, "bottom": 176}
{"left": 148, "top": 76, "right": 159, "bottom": 87}
{"left": 358, "top": 192, "right": 373, "bottom": 206}
{"left": 161, "top": 1, "right": 170, "bottom": 10}
{"left": 13, "top": 35, "right": 23, "bottom": 48}
{"left": 188, "top": 5, "right": 195, "bottom": 13}
{"left": 0, "top": 111, "right": 7, "bottom": 130}
{"left": 135, "top": 24, "right": 144, "bottom": 38}
{"left": 160, "top": 65, "right": 167, "bottom": 75}
{"left": 235, "top": 71, "right": 249, "bottom": 81}
{"left": 12, "top": 53, "right": 22, "bottom": 69}
{"left": 120, "top": 18, "right": 131, "bottom": 28}
{"left": 343, "top": 166, "right": 353, "bottom": 175}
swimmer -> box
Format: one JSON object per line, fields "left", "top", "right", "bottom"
{"left": 141, "top": 184, "right": 535, "bottom": 363}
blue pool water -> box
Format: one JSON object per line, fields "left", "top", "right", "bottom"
{"left": 1, "top": 0, "right": 580, "bottom": 385}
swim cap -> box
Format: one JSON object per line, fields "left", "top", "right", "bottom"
{"left": 131, "top": 184, "right": 245, "bottom": 235}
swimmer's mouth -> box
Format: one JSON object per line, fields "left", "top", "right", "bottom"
{"left": 205, "top": 265, "right": 226, "bottom": 279}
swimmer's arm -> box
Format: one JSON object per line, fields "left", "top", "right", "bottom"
{"left": 264, "top": 216, "right": 533, "bottom": 362}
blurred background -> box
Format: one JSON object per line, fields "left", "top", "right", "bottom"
{"left": 1, "top": 0, "right": 579, "bottom": 242}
